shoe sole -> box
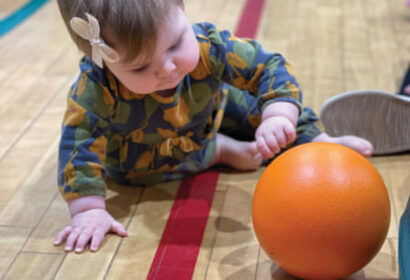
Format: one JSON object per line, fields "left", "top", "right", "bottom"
{"left": 320, "top": 90, "right": 410, "bottom": 155}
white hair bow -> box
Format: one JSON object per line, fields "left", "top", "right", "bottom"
{"left": 70, "top": 13, "right": 120, "bottom": 68}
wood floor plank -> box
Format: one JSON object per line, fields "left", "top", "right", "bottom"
{"left": 192, "top": 181, "right": 228, "bottom": 279}
{"left": 105, "top": 181, "right": 179, "bottom": 279}
{"left": 194, "top": 170, "right": 263, "bottom": 280}
{"left": 0, "top": 49, "right": 78, "bottom": 160}
{"left": 386, "top": 0, "right": 410, "bottom": 82}
{"left": 285, "top": 14, "right": 318, "bottom": 110}
{"left": 342, "top": 0, "right": 375, "bottom": 91}
{"left": 0, "top": 139, "right": 59, "bottom": 227}
{"left": 53, "top": 239, "right": 119, "bottom": 280}
{"left": 0, "top": 84, "right": 68, "bottom": 212}
{"left": 312, "top": 3, "right": 344, "bottom": 110}
{"left": 255, "top": 249, "right": 285, "bottom": 280}
{"left": 216, "top": 169, "right": 263, "bottom": 186}
{"left": 0, "top": 0, "right": 79, "bottom": 158}
{"left": 54, "top": 250, "right": 117, "bottom": 280}
{"left": 0, "top": 1, "right": 72, "bottom": 78}
{"left": 256, "top": 0, "right": 291, "bottom": 60}
{"left": 363, "top": 0, "right": 401, "bottom": 92}
{"left": 23, "top": 194, "right": 71, "bottom": 254}
{"left": 185, "top": 0, "right": 245, "bottom": 31}
{"left": 0, "top": 0, "right": 29, "bottom": 18}
{"left": 0, "top": 226, "right": 32, "bottom": 277}
{"left": 3, "top": 252, "right": 64, "bottom": 280}
{"left": 201, "top": 174, "right": 260, "bottom": 279}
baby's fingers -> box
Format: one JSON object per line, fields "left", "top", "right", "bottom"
{"left": 74, "top": 229, "right": 94, "bottom": 253}
{"left": 54, "top": 226, "right": 72, "bottom": 246}
{"left": 274, "top": 130, "right": 288, "bottom": 148}
{"left": 87, "top": 221, "right": 128, "bottom": 252}
{"left": 64, "top": 227, "right": 82, "bottom": 251}
{"left": 110, "top": 221, "right": 128, "bottom": 237}
{"left": 257, "top": 135, "right": 279, "bottom": 159}
{"left": 284, "top": 125, "right": 296, "bottom": 144}
{"left": 90, "top": 229, "right": 106, "bottom": 252}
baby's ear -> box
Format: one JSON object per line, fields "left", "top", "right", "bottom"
{"left": 179, "top": 3, "right": 185, "bottom": 11}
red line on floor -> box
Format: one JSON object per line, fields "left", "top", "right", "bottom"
{"left": 147, "top": 171, "right": 219, "bottom": 279}
{"left": 147, "top": 0, "right": 266, "bottom": 278}
{"left": 235, "top": 0, "right": 266, "bottom": 39}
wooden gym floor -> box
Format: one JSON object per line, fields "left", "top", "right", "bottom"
{"left": 0, "top": 0, "right": 409, "bottom": 279}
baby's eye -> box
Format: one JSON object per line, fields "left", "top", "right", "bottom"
{"left": 169, "top": 38, "right": 182, "bottom": 51}
{"left": 132, "top": 65, "right": 148, "bottom": 73}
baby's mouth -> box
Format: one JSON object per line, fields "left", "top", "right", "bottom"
{"left": 156, "top": 87, "right": 176, "bottom": 97}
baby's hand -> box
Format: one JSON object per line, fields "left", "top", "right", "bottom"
{"left": 255, "top": 116, "right": 296, "bottom": 159}
{"left": 54, "top": 208, "right": 128, "bottom": 253}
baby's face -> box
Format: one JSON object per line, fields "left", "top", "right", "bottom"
{"left": 105, "top": 5, "right": 200, "bottom": 94}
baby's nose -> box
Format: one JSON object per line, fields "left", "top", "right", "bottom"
{"left": 156, "top": 60, "right": 176, "bottom": 78}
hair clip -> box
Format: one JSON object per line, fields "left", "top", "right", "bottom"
{"left": 70, "top": 13, "right": 120, "bottom": 68}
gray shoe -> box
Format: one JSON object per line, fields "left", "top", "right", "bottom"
{"left": 320, "top": 90, "right": 410, "bottom": 155}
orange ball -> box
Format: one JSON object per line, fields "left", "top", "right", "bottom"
{"left": 252, "top": 142, "right": 391, "bottom": 280}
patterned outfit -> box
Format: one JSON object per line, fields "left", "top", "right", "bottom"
{"left": 58, "top": 22, "right": 322, "bottom": 201}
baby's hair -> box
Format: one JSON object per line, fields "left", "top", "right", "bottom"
{"left": 57, "top": 0, "right": 183, "bottom": 64}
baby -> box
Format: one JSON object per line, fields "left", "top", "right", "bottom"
{"left": 54, "top": 0, "right": 373, "bottom": 253}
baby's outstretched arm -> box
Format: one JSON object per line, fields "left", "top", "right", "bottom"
{"left": 54, "top": 196, "right": 128, "bottom": 253}
{"left": 255, "top": 102, "right": 299, "bottom": 159}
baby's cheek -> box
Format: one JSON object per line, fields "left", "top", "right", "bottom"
{"left": 183, "top": 39, "right": 200, "bottom": 71}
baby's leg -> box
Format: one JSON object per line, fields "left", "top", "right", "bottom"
{"left": 296, "top": 107, "right": 373, "bottom": 157}
{"left": 210, "top": 133, "right": 262, "bottom": 170}
{"left": 312, "top": 133, "right": 373, "bottom": 157}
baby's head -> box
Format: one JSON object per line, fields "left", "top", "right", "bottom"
{"left": 58, "top": 0, "right": 181, "bottom": 64}
{"left": 58, "top": 0, "right": 199, "bottom": 94}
